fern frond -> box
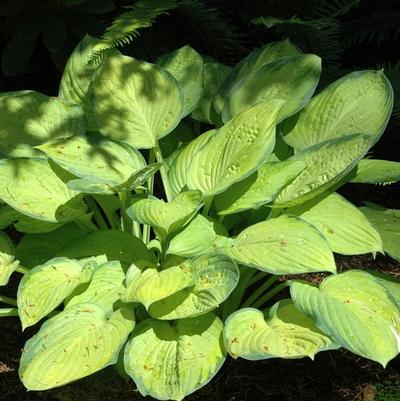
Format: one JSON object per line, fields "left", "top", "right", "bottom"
{"left": 313, "top": 0, "right": 360, "bottom": 18}
{"left": 343, "top": 10, "right": 400, "bottom": 48}
{"left": 253, "top": 15, "right": 337, "bottom": 30}
{"left": 90, "top": 0, "right": 179, "bottom": 63}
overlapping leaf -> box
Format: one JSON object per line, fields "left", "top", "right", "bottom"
{"left": 291, "top": 270, "right": 400, "bottom": 366}
{"left": 224, "top": 300, "right": 337, "bottom": 360}
{"left": 20, "top": 304, "right": 135, "bottom": 390}
{"left": 0, "top": 231, "right": 18, "bottom": 286}
{"left": 229, "top": 215, "right": 336, "bottom": 274}
{"left": 349, "top": 159, "right": 400, "bottom": 185}
{"left": 124, "top": 313, "right": 225, "bottom": 401}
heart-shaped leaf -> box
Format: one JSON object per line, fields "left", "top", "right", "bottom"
{"left": 291, "top": 270, "right": 400, "bottom": 366}
{"left": 224, "top": 300, "right": 337, "bottom": 360}
{"left": 229, "top": 215, "right": 336, "bottom": 274}
{"left": 90, "top": 54, "right": 184, "bottom": 149}
{"left": 124, "top": 313, "right": 225, "bottom": 401}
{"left": 19, "top": 304, "right": 135, "bottom": 390}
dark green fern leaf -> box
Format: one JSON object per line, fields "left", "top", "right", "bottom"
{"left": 313, "top": 0, "right": 360, "bottom": 18}
{"left": 90, "top": 0, "right": 179, "bottom": 63}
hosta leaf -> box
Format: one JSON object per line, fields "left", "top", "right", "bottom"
{"left": 55, "top": 230, "right": 152, "bottom": 265}
{"left": 0, "top": 158, "right": 83, "bottom": 222}
{"left": 273, "top": 134, "right": 374, "bottom": 207}
{"left": 292, "top": 193, "right": 382, "bottom": 255}
{"left": 124, "top": 313, "right": 225, "bottom": 401}
{"left": 0, "top": 231, "right": 18, "bottom": 286}
{"left": 167, "top": 215, "right": 217, "bottom": 257}
{"left": 121, "top": 264, "right": 195, "bottom": 308}
{"left": 186, "top": 101, "right": 282, "bottom": 196}
{"left": 370, "top": 271, "right": 400, "bottom": 307}
{"left": 224, "top": 300, "right": 337, "bottom": 360}
{"left": 17, "top": 257, "right": 97, "bottom": 328}
{"left": 156, "top": 45, "right": 203, "bottom": 116}
{"left": 114, "top": 163, "right": 162, "bottom": 192}
{"left": 360, "top": 205, "right": 400, "bottom": 262}
{"left": 59, "top": 35, "right": 118, "bottom": 129}
{"left": 221, "top": 54, "right": 321, "bottom": 123}
{"left": 0, "top": 91, "right": 86, "bottom": 157}
{"left": 127, "top": 191, "right": 202, "bottom": 237}
{"left": 291, "top": 270, "right": 400, "bottom": 366}
{"left": 214, "top": 159, "right": 304, "bottom": 215}
{"left": 20, "top": 304, "right": 135, "bottom": 390}
{"left": 15, "top": 222, "right": 89, "bottom": 268}
{"left": 349, "top": 159, "right": 400, "bottom": 185}
{"left": 191, "top": 61, "right": 231, "bottom": 124}
{"left": 283, "top": 70, "right": 393, "bottom": 151}
{"left": 168, "top": 129, "right": 215, "bottom": 196}
{"left": 66, "top": 260, "right": 125, "bottom": 313}
{"left": 37, "top": 134, "right": 146, "bottom": 192}
{"left": 229, "top": 215, "right": 336, "bottom": 274}
{"left": 147, "top": 253, "right": 239, "bottom": 320}
{"left": 90, "top": 54, "right": 184, "bottom": 149}
{"left": 214, "top": 39, "right": 301, "bottom": 114}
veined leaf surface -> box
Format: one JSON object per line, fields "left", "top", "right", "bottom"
{"left": 0, "top": 158, "right": 83, "bottom": 222}
{"left": 20, "top": 304, "right": 135, "bottom": 390}
{"left": 291, "top": 270, "right": 400, "bottom": 366}
{"left": 186, "top": 101, "right": 282, "bottom": 196}
{"left": 17, "top": 257, "right": 96, "bottom": 329}
{"left": 90, "top": 54, "right": 184, "bottom": 149}
{"left": 292, "top": 193, "right": 382, "bottom": 255}
{"left": 156, "top": 45, "right": 203, "bottom": 116}
{"left": 229, "top": 215, "right": 336, "bottom": 274}
{"left": 349, "top": 159, "right": 400, "bottom": 185}
{"left": 124, "top": 313, "right": 225, "bottom": 401}
{"left": 0, "top": 231, "right": 18, "bottom": 286}
{"left": 224, "top": 300, "right": 337, "bottom": 360}
{"left": 283, "top": 70, "right": 393, "bottom": 151}
{"left": 0, "top": 91, "right": 86, "bottom": 157}
{"left": 222, "top": 54, "right": 321, "bottom": 123}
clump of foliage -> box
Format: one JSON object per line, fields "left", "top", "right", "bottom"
{"left": 1, "top": 34, "right": 400, "bottom": 401}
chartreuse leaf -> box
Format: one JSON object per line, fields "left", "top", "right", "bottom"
{"left": 273, "top": 134, "right": 374, "bottom": 207}
{"left": 120, "top": 264, "right": 195, "bottom": 308}
{"left": 0, "top": 91, "right": 86, "bottom": 157}
{"left": 19, "top": 303, "right": 135, "bottom": 390}
{"left": 168, "top": 129, "right": 215, "bottom": 196}
{"left": 0, "top": 231, "right": 19, "bottom": 286}
{"left": 0, "top": 158, "right": 83, "bottom": 222}
{"left": 56, "top": 230, "right": 152, "bottom": 265}
{"left": 214, "top": 39, "right": 301, "bottom": 114}
{"left": 214, "top": 159, "right": 304, "bottom": 215}
{"left": 90, "top": 54, "right": 184, "bottom": 149}
{"left": 349, "top": 159, "right": 400, "bottom": 185}
{"left": 114, "top": 163, "right": 162, "bottom": 192}
{"left": 123, "top": 253, "right": 239, "bottom": 320}
{"left": 127, "top": 191, "right": 202, "bottom": 237}
{"left": 17, "top": 257, "right": 97, "bottom": 329}
{"left": 66, "top": 261, "right": 125, "bottom": 313}
{"left": 292, "top": 193, "right": 382, "bottom": 255}
{"left": 186, "top": 101, "right": 282, "bottom": 196}
{"left": 229, "top": 215, "right": 335, "bottom": 274}
{"left": 283, "top": 70, "right": 393, "bottom": 151}
{"left": 291, "top": 270, "right": 400, "bottom": 366}
{"left": 360, "top": 205, "right": 400, "bottom": 262}
{"left": 36, "top": 134, "right": 146, "bottom": 194}
{"left": 224, "top": 300, "right": 337, "bottom": 360}
{"left": 156, "top": 45, "right": 204, "bottom": 116}
{"left": 222, "top": 54, "right": 321, "bottom": 123}
{"left": 167, "top": 215, "right": 217, "bottom": 257}
{"left": 369, "top": 272, "right": 400, "bottom": 307}
{"left": 15, "top": 222, "right": 89, "bottom": 268}
{"left": 59, "top": 35, "right": 118, "bottom": 129}
{"left": 124, "top": 313, "right": 225, "bottom": 401}
{"left": 191, "top": 61, "right": 231, "bottom": 124}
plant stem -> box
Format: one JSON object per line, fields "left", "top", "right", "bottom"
{"left": 119, "top": 191, "right": 134, "bottom": 234}
{"left": 242, "top": 274, "right": 279, "bottom": 308}
{"left": 248, "top": 270, "right": 268, "bottom": 287}
{"left": 85, "top": 196, "right": 108, "bottom": 230}
{"left": 251, "top": 281, "right": 289, "bottom": 309}
{"left": 143, "top": 149, "right": 155, "bottom": 244}
{"left": 154, "top": 143, "right": 173, "bottom": 201}
{"left": 202, "top": 196, "right": 213, "bottom": 216}
{"left": 0, "top": 308, "right": 18, "bottom": 317}
{"left": 16, "top": 265, "right": 30, "bottom": 274}
{"left": 0, "top": 295, "right": 17, "bottom": 306}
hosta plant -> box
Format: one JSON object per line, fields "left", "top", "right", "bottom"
{"left": 1, "top": 36, "right": 400, "bottom": 400}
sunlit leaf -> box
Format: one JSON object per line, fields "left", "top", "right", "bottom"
{"left": 0, "top": 231, "right": 18, "bottom": 286}
{"left": 349, "top": 159, "right": 400, "bottom": 185}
